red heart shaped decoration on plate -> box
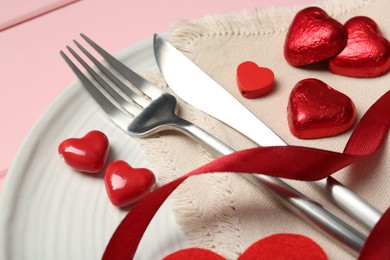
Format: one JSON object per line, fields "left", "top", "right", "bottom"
{"left": 236, "top": 61, "right": 274, "bottom": 98}
{"left": 104, "top": 160, "right": 156, "bottom": 207}
{"left": 164, "top": 248, "right": 225, "bottom": 260}
{"left": 329, "top": 16, "right": 390, "bottom": 78}
{"left": 284, "top": 7, "right": 347, "bottom": 66}
{"left": 58, "top": 130, "right": 109, "bottom": 173}
{"left": 163, "top": 234, "right": 327, "bottom": 260}
{"left": 288, "top": 78, "right": 356, "bottom": 139}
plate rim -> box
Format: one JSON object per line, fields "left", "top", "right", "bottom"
{"left": 0, "top": 34, "right": 185, "bottom": 259}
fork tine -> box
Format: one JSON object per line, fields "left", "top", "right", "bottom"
{"left": 80, "top": 33, "right": 165, "bottom": 100}
{"left": 66, "top": 45, "right": 141, "bottom": 117}
{"left": 60, "top": 50, "right": 133, "bottom": 131}
{"left": 73, "top": 40, "right": 150, "bottom": 108}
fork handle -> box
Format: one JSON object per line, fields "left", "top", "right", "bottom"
{"left": 175, "top": 116, "right": 365, "bottom": 255}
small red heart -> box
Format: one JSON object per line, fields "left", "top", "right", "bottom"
{"left": 329, "top": 16, "right": 390, "bottom": 78}
{"left": 284, "top": 7, "right": 347, "bottom": 66}
{"left": 288, "top": 78, "right": 356, "bottom": 139}
{"left": 58, "top": 130, "right": 109, "bottom": 173}
{"left": 236, "top": 61, "right": 274, "bottom": 98}
{"left": 163, "top": 248, "right": 225, "bottom": 260}
{"left": 163, "top": 234, "right": 327, "bottom": 260}
{"left": 104, "top": 160, "right": 156, "bottom": 207}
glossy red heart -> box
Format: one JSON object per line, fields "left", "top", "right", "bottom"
{"left": 288, "top": 78, "right": 356, "bottom": 139}
{"left": 58, "top": 130, "right": 109, "bottom": 173}
{"left": 104, "top": 160, "right": 156, "bottom": 207}
{"left": 329, "top": 16, "right": 390, "bottom": 78}
{"left": 236, "top": 61, "right": 274, "bottom": 98}
{"left": 163, "top": 234, "right": 327, "bottom": 260}
{"left": 284, "top": 7, "right": 347, "bottom": 66}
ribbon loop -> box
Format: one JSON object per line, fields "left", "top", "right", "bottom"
{"left": 103, "top": 91, "right": 390, "bottom": 260}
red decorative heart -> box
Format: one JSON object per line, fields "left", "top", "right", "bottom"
{"left": 58, "top": 130, "right": 109, "bottom": 173}
{"left": 284, "top": 7, "right": 347, "bottom": 66}
{"left": 288, "top": 78, "right": 356, "bottom": 139}
{"left": 163, "top": 234, "right": 327, "bottom": 260}
{"left": 329, "top": 16, "right": 390, "bottom": 78}
{"left": 104, "top": 160, "right": 156, "bottom": 207}
{"left": 236, "top": 61, "right": 274, "bottom": 98}
{"left": 163, "top": 248, "right": 225, "bottom": 260}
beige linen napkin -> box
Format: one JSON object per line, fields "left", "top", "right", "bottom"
{"left": 139, "top": 0, "right": 390, "bottom": 258}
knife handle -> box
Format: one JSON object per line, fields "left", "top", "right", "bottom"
{"left": 245, "top": 174, "right": 366, "bottom": 256}
{"left": 176, "top": 116, "right": 365, "bottom": 255}
{"left": 314, "top": 178, "right": 382, "bottom": 229}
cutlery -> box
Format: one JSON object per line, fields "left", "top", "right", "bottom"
{"left": 153, "top": 34, "right": 382, "bottom": 230}
{"left": 60, "top": 34, "right": 366, "bottom": 254}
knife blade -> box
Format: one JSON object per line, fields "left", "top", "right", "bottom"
{"left": 153, "top": 34, "right": 381, "bottom": 230}
{"left": 153, "top": 37, "right": 285, "bottom": 147}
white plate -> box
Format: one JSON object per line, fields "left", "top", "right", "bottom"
{"left": 0, "top": 36, "right": 187, "bottom": 259}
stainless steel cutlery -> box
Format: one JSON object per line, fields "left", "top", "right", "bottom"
{"left": 61, "top": 34, "right": 375, "bottom": 255}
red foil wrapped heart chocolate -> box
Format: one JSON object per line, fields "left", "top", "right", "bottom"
{"left": 284, "top": 7, "right": 347, "bottom": 66}
{"left": 58, "top": 130, "right": 109, "bottom": 173}
{"left": 236, "top": 61, "right": 274, "bottom": 98}
{"left": 104, "top": 160, "right": 156, "bottom": 207}
{"left": 288, "top": 78, "right": 356, "bottom": 139}
{"left": 329, "top": 16, "right": 390, "bottom": 78}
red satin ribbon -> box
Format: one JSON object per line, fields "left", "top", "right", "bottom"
{"left": 103, "top": 90, "right": 390, "bottom": 260}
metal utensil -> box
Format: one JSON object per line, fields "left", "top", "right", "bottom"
{"left": 60, "top": 34, "right": 366, "bottom": 254}
{"left": 152, "top": 34, "right": 382, "bottom": 230}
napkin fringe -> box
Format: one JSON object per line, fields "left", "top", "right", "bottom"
{"left": 170, "top": 174, "right": 245, "bottom": 259}
{"left": 169, "top": 0, "right": 373, "bottom": 58}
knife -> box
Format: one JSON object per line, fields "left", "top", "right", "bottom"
{"left": 153, "top": 33, "right": 384, "bottom": 239}
{"left": 152, "top": 34, "right": 381, "bottom": 229}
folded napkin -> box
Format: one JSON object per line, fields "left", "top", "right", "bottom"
{"left": 139, "top": 0, "right": 389, "bottom": 258}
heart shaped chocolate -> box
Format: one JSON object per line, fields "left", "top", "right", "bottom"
{"left": 329, "top": 16, "right": 390, "bottom": 78}
{"left": 284, "top": 7, "right": 347, "bottom": 66}
{"left": 104, "top": 160, "right": 156, "bottom": 207}
{"left": 288, "top": 78, "right": 356, "bottom": 139}
{"left": 163, "top": 234, "right": 327, "bottom": 260}
{"left": 236, "top": 61, "right": 274, "bottom": 98}
{"left": 58, "top": 130, "right": 109, "bottom": 173}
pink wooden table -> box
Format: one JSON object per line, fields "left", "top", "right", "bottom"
{"left": 0, "top": 0, "right": 313, "bottom": 190}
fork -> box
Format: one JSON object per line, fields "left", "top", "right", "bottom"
{"left": 60, "top": 33, "right": 366, "bottom": 254}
